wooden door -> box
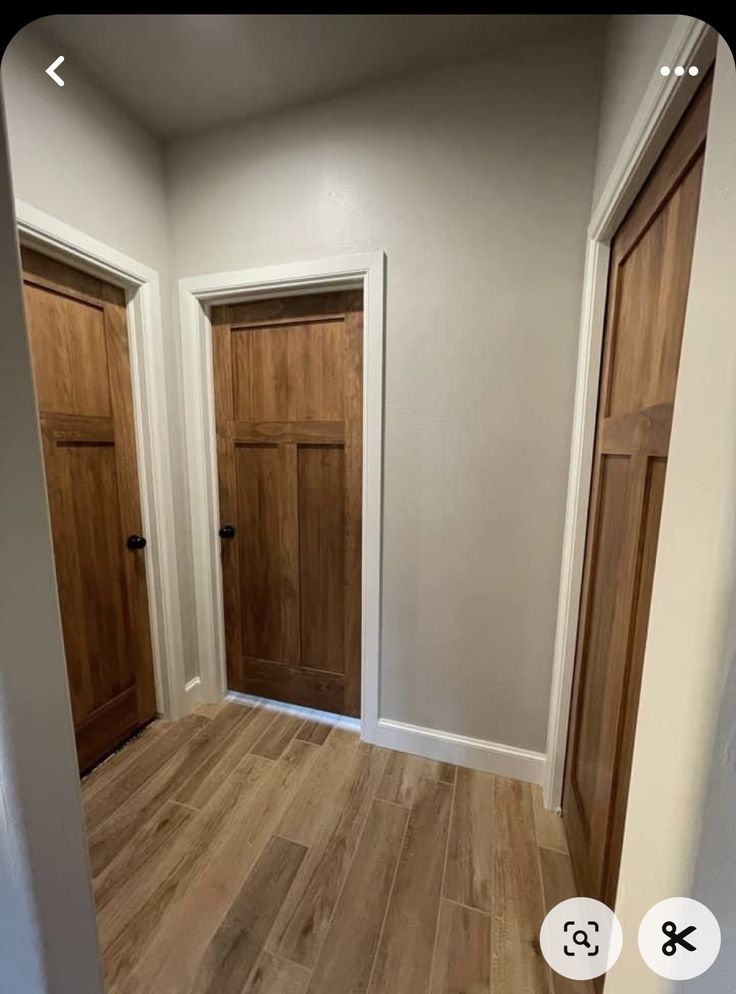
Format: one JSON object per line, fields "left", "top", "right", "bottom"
{"left": 22, "top": 248, "right": 157, "bottom": 772}
{"left": 563, "top": 76, "right": 711, "bottom": 908}
{"left": 212, "top": 291, "right": 363, "bottom": 716}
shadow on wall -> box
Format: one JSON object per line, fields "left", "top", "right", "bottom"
{"left": 688, "top": 629, "right": 736, "bottom": 991}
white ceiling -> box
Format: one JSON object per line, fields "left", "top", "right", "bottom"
{"left": 37, "top": 14, "right": 601, "bottom": 138}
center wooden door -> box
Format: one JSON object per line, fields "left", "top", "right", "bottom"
{"left": 23, "top": 248, "right": 157, "bottom": 773}
{"left": 212, "top": 290, "right": 363, "bottom": 716}
{"left": 563, "top": 75, "right": 711, "bottom": 911}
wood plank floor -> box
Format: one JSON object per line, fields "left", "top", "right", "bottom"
{"left": 82, "top": 698, "right": 587, "bottom": 994}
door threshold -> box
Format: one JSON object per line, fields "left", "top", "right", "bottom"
{"left": 225, "top": 689, "right": 360, "bottom": 732}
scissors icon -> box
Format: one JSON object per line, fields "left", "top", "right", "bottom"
{"left": 661, "top": 921, "right": 697, "bottom": 956}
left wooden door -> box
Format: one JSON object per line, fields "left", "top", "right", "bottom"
{"left": 22, "top": 248, "right": 157, "bottom": 772}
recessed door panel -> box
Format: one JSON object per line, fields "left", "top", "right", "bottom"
{"left": 298, "top": 443, "right": 346, "bottom": 675}
{"left": 236, "top": 442, "right": 299, "bottom": 666}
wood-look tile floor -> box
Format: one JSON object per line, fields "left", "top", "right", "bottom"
{"left": 82, "top": 699, "right": 587, "bottom": 994}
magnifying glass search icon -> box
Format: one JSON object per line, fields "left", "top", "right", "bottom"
{"left": 573, "top": 930, "right": 591, "bottom": 949}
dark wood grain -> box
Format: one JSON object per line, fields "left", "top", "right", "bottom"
{"left": 298, "top": 444, "right": 346, "bottom": 674}
{"left": 491, "top": 777, "right": 549, "bottom": 993}
{"left": 114, "top": 737, "right": 319, "bottom": 994}
{"left": 307, "top": 799, "right": 407, "bottom": 994}
{"left": 86, "top": 703, "right": 247, "bottom": 876}
{"left": 190, "top": 836, "right": 307, "bottom": 994}
{"left": 539, "top": 847, "right": 594, "bottom": 994}
{"left": 78, "top": 698, "right": 584, "bottom": 994}
{"left": 376, "top": 750, "right": 456, "bottom": 807}
{"left": 444, "top": 767, "right": 494, "bottom": 913}
{"left": 563, "top": 73, "right": 711, "bottom": 909}
{"left": 368, "top": 778, "right": 453, "bottom": 994}
{"left": 84, "top": 714, "right": 207, "bottom": 832}
{"left": 293, "top": 715, "right": 335, "bottom": 745}
{"left": 270, "top": 742, "right": 389, "bottom": 967}
{"left": 212, "top": 291, "right": 363, "bottom": 715}
{"left": 23, "top": 247, "right": 157, "bottom": 771}
{"left": 250, "top": 711, "right": 307, "bottom": 760}
{"left": 430, "top": 899, "right": 491, "bottom": 994}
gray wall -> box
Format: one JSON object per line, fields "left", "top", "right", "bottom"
{"left": 679, "top": 36, "right": 736, "bottom": 994}
{"left": 592, "top": 14, "right": 677, "bottom": 203}
{"left": 2, "top": 19, "right": 604, "bottom": 754}
{"left": 689, "top": 645, "right": 736, "bottom": 992}
{"left": 1, "top": 24, "right": 198, "bottom": 684}
{"left": 0, "top": 101, "right": 104, "bottom": 993}
{"left": 168, "top": 24, "right": 604, "bottom": 752}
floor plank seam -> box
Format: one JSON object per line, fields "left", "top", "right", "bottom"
{"left": 442, "top": 895, "right": 493, "bottom": 918}
{"left": 246, "top": 709, "right": 292, "bottom": 761}
{"left": 362, "top": 793, "right": 412, "bottom": 994}
{"left": 426, "top": 771, "right": 458, "bottom": 994}
{"left": 297, "top": 765, "right": 389, "bottom": 980}
{"left": 92, "top": 710, "right": 258, "bottom": 891}
{"left": 269, "top": 948, "right": 313, "bottom": 975}
{"left": 169, "top": 706, "right": 263, "bottom": 807}
{"left": 168, "top": 798, "right": 201, "bottom": 814}
{"left": 531, "top": 791, "right": 557, "bottom": 994}
{"left": 91, "top": 716, "right": 214, "bottom": 839}
{"left": 83, "top": 727, "right": 174, "bottom": 824}
{"left": 372, "top": 793, "right": 413, "bottom": 811}
{"left": 88, "top": 701, "right": 584, "bottom": 994}
{"left": 541, "top": 842, "right": 569, "bottom": 856}
{"left": 81, "top": 722, "right": 162, "bottom": 802}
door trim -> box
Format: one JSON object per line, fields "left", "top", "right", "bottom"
{"left": 14, "top": 200, "right": 186, "bottom": 719}
{"left": 542, "top": 15, "right": 716, "bottom": 809}
{"left": 178, "top": 252, "right": 385, "bottom": 740}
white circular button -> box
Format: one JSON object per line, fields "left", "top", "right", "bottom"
{"left": 540, "top": 898, "right": 623, "bottom": 980}
{"left": 639, "top": 898, "right": 720, "bottom": 980}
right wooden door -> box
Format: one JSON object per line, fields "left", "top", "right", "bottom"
{"left": 211, "top": 290, "right": 363, "bottom": 716}
{"left": 563, "top": 75, "right": 711, "bottom": 908}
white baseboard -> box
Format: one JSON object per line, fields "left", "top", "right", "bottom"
{"left": 220, "top": 689, "right": 545, "bottom": 784}
{"left": 371, "top": 717, "right": 546, "bottom": 785}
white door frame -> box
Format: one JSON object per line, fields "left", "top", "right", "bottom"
{"left": 543, "top": 16, "right": 716, "bottom": 809}
{"left": 14, "top": 200, "right": 186, "bottom": 718}
{"left": 178, "top": 252, "right": 386, "bottom": 738}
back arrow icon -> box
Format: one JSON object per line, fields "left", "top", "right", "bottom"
{"left": 45, "top": 56, "right": 65, "bottom": 87}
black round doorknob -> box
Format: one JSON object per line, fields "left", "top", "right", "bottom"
{"left": 219, "top": 524, "right": 236, "bottom": 539}
{"left": 126, "top": 534, "right": 147, "bottom": 551}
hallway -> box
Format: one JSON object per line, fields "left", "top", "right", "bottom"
{"left": 83, "top": 699, "right": 580, "bottom": 994}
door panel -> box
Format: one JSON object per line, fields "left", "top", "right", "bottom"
{"left": 236, "top": 442, "right": 299, "bottom": 665}
{"left": 213, "top": 291, "right": 363, "bottom": 716}
{"left": 23, "top": 248, "right": 157, "bottom": 772}
{"left": 298, "top": 444, "right": 346, "bottom": 674}
{"left": 607, "top": 163, "right": 706, "bottom": 417}
{"left": 25, "top": 283, "right": 112, "bottom": 416}
{"left": 563, "top": 75, "right": 711, "bottom": 909}
{"left": 233, "top": 319, "right": 346, "bottom": 420}
{"left": 569, "top": 454, "right": 631, "bottom": 849}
